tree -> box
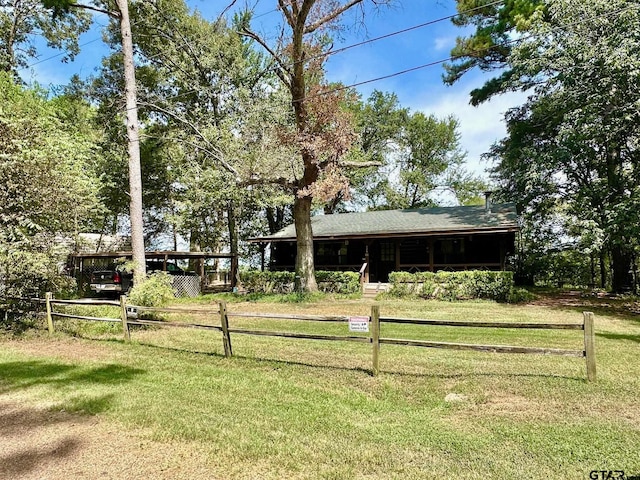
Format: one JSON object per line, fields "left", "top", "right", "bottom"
{"left": 384, "top": 113, "right": 468, "bottom": 209}
{"left": 0, "top": 73, "right": 103, "bottom": 243}
{"left": 241, "top": 0, "right": 393, "bottom": 292}
{"left": 348, "top": 90, "right": 485, "bottom": 211}
{"left": 0, "top": 0, "right": 91, "bottom": 75}
{"left": 88, "top": 0, "right": 292, "bottom": 262}
{"left": 488, "top": 0, "right": 640, "bottom": 292}
{"left": 0, "top": 73, "right": 103, "bottom": 297}
{"left": 345, "top": 90, "right": 407, "bottom": 210}
{"left": 444, "top": 0, "right": 545, "bottom": 105}
{"left": 41, "top": 0, "right": 146, "bottom": 284}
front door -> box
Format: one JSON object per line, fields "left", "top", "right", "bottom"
{"left": 370, "top": 241, "right": 395, "bottom": 282}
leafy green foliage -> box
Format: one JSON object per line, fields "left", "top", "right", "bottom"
{"left": 1, "top": 0, "right": 91, "bottom": 75}
{"left": 88, "top": 0, "right": 294, "bottom": 255}
{"left": 489, "top": 0, "right": 640, "bottom": 292}
{"left": 127, "top": 272, "right": 175, "bottom": 308}
{"left": 0, "top": 248, "right": 76, "bottom": 299}
{"left": 0, "top": 74, "right": 104, "bottom": 300}
{"left": 241, "top": 270, "right": 360, "bottom": 295}
{"left": 315, "top": 271, "right": 361, "bottom": 294}
{"left": 388, "top": 271, "right": 515, "bottom": 302}
{"left": 348, "top": 90, "right": 486, "bottom": 211}
{"left": 444, "top": 0, "right": 545, "bottom": 105}
{"left": 0, "top": 73, "right": 104, "bottom": 243}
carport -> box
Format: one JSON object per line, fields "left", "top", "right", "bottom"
{"left": 68, "top": 250, "right": 237, "bottom": 296}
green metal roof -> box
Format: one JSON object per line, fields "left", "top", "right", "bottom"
{"left": 251, "top": 204, "right": 518, "bottom": 242}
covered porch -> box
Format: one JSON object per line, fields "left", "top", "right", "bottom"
{"left": 261, "top": 232, "right": 514, "bottom": 283}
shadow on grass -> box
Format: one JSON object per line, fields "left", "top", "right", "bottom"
{"left": 0, "top": 360, "right": 142, "bottom": 479}
{"left": 0, "top": 360, "right": 144, "bottom": 396}
{"left": 526, "top": 291, "right": 640, "bottom": 323}
{"left": 597, "top": 332, "right": 640, "bottom": 344}
{"left": 0, "top": 435, "right": 80, "bottom": 479}
{"left": 0, "top": 396, "right": 116, "bottom": 478}
{"left": 125, "top": 339, "right": 584, "bottom": 382}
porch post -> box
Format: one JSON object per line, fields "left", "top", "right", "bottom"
{"left": 429, "top": 238, "right": 434, "bottom": 272}
{"left": 200, "top": 256, "right": 206, "bottom": 291}
{"left": 364, "top": 242, "right": 371, "bottom": 283}
{"left": 259, "top": 243, "right": 266, "bottom": 272}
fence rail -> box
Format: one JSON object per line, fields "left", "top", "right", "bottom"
{"left": 39, "top": 293, "right": 597, "bottom": 382}
{"left": 379, "top": 317, "right": 584, "bottom": 330}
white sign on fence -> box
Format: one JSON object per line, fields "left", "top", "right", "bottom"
{"left": 349, "top": 316, "right": 369, "bottom": 333}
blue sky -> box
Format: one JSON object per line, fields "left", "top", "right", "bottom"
{"left": 21, "top": 1, "right": 526, "bottom": 179}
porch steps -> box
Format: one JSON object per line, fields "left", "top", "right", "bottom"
{"left": 362, "top": 282, "right": 391, "bottom": 299}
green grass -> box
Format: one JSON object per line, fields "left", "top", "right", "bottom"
{"left": 1, "top": 296, "right": 639, "bottom": 479}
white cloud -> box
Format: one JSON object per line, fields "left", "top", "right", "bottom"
{"left": 414, "top": 88, "right": 529, "bottom": 177}
{"left": 433, "top": 36, "right": 454, "bottom": 52}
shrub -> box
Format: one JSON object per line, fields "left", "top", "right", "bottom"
{"left": 507, "top": 287, "right": 536, "bottom": 303}
{"left": 240, "top": 271, "right": 295, "bottom": 294}
{"left": 315, "top": 271, "right": 360, "bottom": 294}
{"left": 0, "top": 248, "right": 76, "bottom": 299}
{"left": 240, "top": 270, "right": 360, "bottom": 295}
{"left": 388, "top": 270, "right": 516, "bottom": 302}
{"left": 128, "top": 272, "right": 175, "bottom": 307}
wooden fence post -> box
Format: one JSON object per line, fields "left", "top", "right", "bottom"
{"left": 583, "top": 311, "right": 596, "bottom": 382}
{"left": 219, "top": 301, "right": 233, "bottom": 357}
{"left": 45, "top": 292, "right": 54, "bottom": 334}
{"left": 371, "top": 304, "right": 380, "bottom": 376}
{"left": 120, "top": 295, "right": 131, "bottom": 342}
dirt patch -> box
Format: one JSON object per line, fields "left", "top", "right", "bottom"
{"left": 454, "top": 392, "right": 640, "bottom": 428}
{"left": 476, "top": 393, "right": 557, "bottom": 419}
{"left": 6, "top": 337, "right": 117, "bottom": 363}
{"left": 528, "top": 290, "right": 640, "bottom": 317}
{"left": 0, "top": 394, "right": 223, "bottom": 480}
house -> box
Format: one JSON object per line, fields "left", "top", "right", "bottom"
{"left": 249, "top": 199, "right": 518, "bottom": 283}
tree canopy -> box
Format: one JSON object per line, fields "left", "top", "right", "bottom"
{"left": 348, "top": 90, "right": 485, "bottom": 211}
{"left": 1, "top": 0, "right": 529, "bottom": 296}
{"left": 0, "top": 73, "right": 103, "bottom": 244}
{"left": 444, "top": 0, "right": 545, "bottom": 105}
{"left": 0, "top": 0, "right": 91, "bottom": 76}
{"left": 488, "top": 0, "right": 640, "bottom": 291}
{"left": 0, "top": 73, "right": 104, "bottom": 296}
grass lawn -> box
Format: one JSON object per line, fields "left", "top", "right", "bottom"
{"left": 1, "top": 294, "right": 639, "bottom": 479}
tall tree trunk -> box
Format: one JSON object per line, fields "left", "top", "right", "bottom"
{"left": 189, "top": 228, "right": 201, "bottom": 272}
{"left": 611, "top": 243, "right": 633, "bottom": 293}
{"left": 228, "top": 200, "right": 239, "bottom": 288}
{"left": 117, "top": 0, "right": 146, "bottom": 284}
{"left": 227, "top": 200, "right": 238, "bottom": 255}
{"left": 293, "top": 195, "right": 317, "bottom": 292}
{"left": 599, "top": 249, "right": 607, "bottom": 289}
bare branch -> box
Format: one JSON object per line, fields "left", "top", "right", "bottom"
{"left": 339, "top": 160, "right": 382, "bottom": 168}
{"left": 239, "top": 27, "right": 292, "bottom": 87}
{"left": 304, "top": 0, "right": 364, "bottom": 34}
{"left": 278, "top": 0, "right": 294, "bottom": 26}
{"left": 216, "top": 0, "right": 239, "bottom": 24}
{"left": 70, "top": 2, "right": 119, "bottom": 18}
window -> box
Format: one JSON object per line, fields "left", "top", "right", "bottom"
{"left": 380, "top": 242, "right": 395, "bottom": 262}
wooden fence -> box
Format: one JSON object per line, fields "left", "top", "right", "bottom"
{"left": 42, "top": 293, "right": 596, "bottom": 382}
